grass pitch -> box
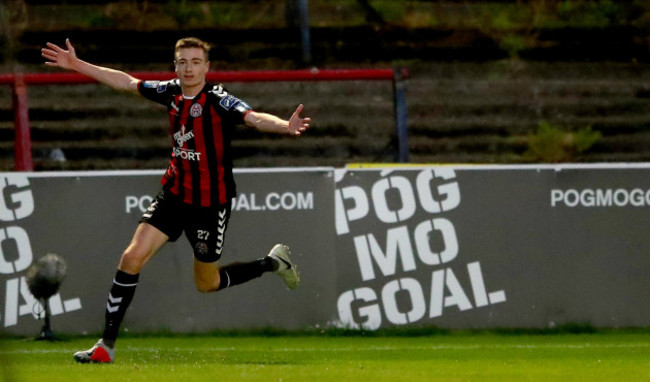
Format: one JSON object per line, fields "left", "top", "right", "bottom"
{"left": 1, "top": 331, "right": 649, "bottom": 382}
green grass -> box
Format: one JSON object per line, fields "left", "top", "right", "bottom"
{"left": 1, "top": 331, "right": 649, "bottom": 381}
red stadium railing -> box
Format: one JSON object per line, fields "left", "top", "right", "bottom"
{"left": 1, "top": 68, "right": 409, "bottom": 171}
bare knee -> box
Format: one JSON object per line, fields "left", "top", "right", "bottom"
{"left": 194, "top": 277, "right": 219, "bottom": 293}
{"left": 118, "top": 224, "right": 169, "bottom": 274}
{"left": 193, "top": 260, "right": 221, "bottom": 293}
{"left": 118, "top": 248, "right": 148, "bottom": 274}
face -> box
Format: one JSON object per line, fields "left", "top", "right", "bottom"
{"left": 174, "top": 47, "right": 210, "bottom": 89}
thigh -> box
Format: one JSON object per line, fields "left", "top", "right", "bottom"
{"left": 185, "top": 203, "right": 231, "bottom": 263}
{"left": 140, "top": 189, "right": 184, "bottom": 242}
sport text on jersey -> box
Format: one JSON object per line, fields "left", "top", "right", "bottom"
{"left": 173, "top": 147, "right": 202, "bottom": 161}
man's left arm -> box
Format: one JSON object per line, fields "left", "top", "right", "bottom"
{"left": 244, "top": 104, "right": 311, "bottom": 136}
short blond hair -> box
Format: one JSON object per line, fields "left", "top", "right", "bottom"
{"left": 174, "top": 37, "right": 210, "bottom": 61}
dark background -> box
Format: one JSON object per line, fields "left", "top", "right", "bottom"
{"left": 1, "top": 0, "right": 650, "bottom": 170}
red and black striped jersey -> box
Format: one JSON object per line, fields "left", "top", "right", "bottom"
{"left": 138, "top": 79, "right": 252, "bottom": 207}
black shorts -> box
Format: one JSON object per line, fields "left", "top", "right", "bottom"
{"left": 139, "top": 189, "right": 231, "bottom": 263}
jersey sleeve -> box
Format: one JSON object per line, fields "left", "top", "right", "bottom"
{"left": 207, "top": 84, "right": 253, "bottom": 124}
{"left": 138, "top": 79, "right": 182, "bottom": 106}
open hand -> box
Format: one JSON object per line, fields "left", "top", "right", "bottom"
{"left": 41, "top": 38, "right": 78, "bottom": 70}
{"left": 287, "top": 104, "right": 311, "bottom": 136}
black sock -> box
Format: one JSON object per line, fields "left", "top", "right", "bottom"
{"left": 218, "top": 258, "right": 274, "bottom": 290}
{"left": 102, "top": 270, "right": 139, "bottom": 348}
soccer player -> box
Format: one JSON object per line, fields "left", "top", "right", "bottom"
{"left": 41, "top": 37, "right": 310, "bottom": 363}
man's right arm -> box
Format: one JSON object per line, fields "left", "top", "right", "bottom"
{"left": 41, "top": 38, "right": 140, "bottom": 94}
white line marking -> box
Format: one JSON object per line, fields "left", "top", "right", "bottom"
{"left": 1, "top": 342, "right": 648, "bottom": 355}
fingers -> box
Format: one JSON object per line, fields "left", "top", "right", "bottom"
{"left": 291, "top": 104, "right": 309, "bottom": 126}
{"left": 41, "top": 49, "right": 56, "bottom": 60}
{"left": 42, "top": 39, "right": 75, "bottom": 66}
{"left": 41, "top": 51, "right": 58, "bottom": 65}
{"left": 42, "top": 39, "right": 73, "bottom": 57}
{"left": 65, "top": 38, "right": 75, "bottom": 52}
{"left": 42, "top": 42, "right": 62, "bottom": 64}
{"left": 289, "top": 104, "right": 310, "bottom": 136}
{"left": 292, "top": 122, "right": 309, "bottom": 136}
{"left": 45, "top": 42, "right": 64, "bottom": 53}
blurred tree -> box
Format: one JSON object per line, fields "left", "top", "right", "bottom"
{"left": 356, "top": 0, "right": 386, "bottom": 26}
{"left": 0, "top": 0, "right": 28, "bottom": 64}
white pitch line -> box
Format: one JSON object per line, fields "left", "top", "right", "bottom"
{"left": 1, "top": 342, "right": 648, "bottom": 355}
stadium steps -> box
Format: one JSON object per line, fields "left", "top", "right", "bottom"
{"left": 2, "top": 62, "right": 650, "bottom": 170}
{"left": 405, "top": 63, "right": 650, "bottom": 163}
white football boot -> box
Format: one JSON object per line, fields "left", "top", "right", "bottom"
{"left": 73, "top": 339, "right": 114, "bottom": 363}
{"left": 267, "top": 244, "right": 300, "bottom": 289}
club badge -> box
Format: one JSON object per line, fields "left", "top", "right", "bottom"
{"left": 190, "top": 103, "right": 203, "bottom": 118}
{"left": 195, "top": 242, "right": 209, "bottom": 256}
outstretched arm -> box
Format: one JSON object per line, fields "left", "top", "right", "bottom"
{"left": 244, "top": 104, "right": 311, "bottom": 136}
{"left": 41, "top": 38, "right": 140, "bottom": 94}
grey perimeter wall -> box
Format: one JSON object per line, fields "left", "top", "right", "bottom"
{"left": 1, "top": 164, "right": 649, "bottom": 336}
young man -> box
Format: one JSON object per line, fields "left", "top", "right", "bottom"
{"left": 41, "top": 37, "right": 311, "bottom": 363}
